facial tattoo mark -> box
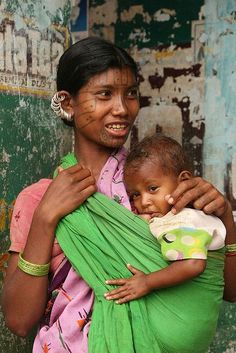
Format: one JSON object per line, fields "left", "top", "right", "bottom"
{"left": 74, "top": 68, "right": 136, "bottom": 130}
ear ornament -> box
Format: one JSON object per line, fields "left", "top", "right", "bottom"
{"left": 51, "top": 92, "right": 73, "bottom": 122}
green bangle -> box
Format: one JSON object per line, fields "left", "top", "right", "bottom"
{"left": 18, "top": 253, "right": 50, "bottom": 276}
{"left": 225, "top": 243, "right": 236, "bottom": 253}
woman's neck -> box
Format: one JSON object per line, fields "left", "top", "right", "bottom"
{"left": 74, "top": 139, "right": 115, "bottom": 181}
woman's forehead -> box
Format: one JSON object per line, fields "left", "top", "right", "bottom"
{"left": 85, "top": 67, "right": 137, "bottom": 88}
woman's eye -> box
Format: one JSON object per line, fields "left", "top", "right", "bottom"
{"left": 96, "top": 90, "right": 112, "bottom": 99}
{"left": 127, "top": 88, "right": 139, "bottom": 99}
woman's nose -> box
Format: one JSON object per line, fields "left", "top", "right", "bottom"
{"left": 112, "top": 96, "right": 128, "bottom": 116}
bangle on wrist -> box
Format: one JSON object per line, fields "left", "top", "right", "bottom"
{"left": 17, "top": 253, "right": 50, "bottom": 276}
{"left": 225, "top": 243, "right": 236, "bottom": 257}
{"left": 225, "top": 243, "right": 236, "bottom": 252}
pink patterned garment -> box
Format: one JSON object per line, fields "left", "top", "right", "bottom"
{"left": 9, "top": 147, "right": 130, "bottom": 353}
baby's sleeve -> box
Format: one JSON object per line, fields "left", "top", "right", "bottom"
{"left": 157, "top": 227, "right": 212, "bottom": 261}
{"left": 149, "top": 208, "right": 225, "bottom": 262}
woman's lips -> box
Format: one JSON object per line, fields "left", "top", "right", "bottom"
{"left": 105, "top": 123, "right": 129, "bottom": 137}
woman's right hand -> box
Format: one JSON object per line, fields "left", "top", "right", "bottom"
{"left": 36, "top": 163, "right": 97, "bottom": 226}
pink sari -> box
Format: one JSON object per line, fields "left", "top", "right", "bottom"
{"left": 10, "top": 148, "right": 130, "bottom": 353}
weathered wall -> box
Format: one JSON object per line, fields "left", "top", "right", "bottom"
{"left": 204, "top": 0, "right": 236, "bottom": 213}
{"left": 1, "top": 1, "right": 236, "bottom": 352}
{"left": 0, "top": 1, "right": 72, "bottom": 352}
{"left": 89, "top": 1, "right": 236, "bottom": 352}
{"left": 90, "top": 0, "right": 206, "bottom": 176}
{"left": 204, "top": 3, "right": 236, "bottom": 350}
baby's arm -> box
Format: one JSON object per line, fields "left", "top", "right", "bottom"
{"left": 104, "top": 259, "right": 206, "bottom": 304}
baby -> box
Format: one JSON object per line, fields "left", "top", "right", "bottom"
{"left": 105, "top": 133, "right": 226, "bottom": 303}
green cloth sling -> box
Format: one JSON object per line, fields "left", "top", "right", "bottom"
{"left": 55, "top": 154, "right": 224, "bottom": 353}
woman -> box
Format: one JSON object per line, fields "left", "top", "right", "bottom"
{"left": 2, "top": 37, "right": 236, "bottom": 353}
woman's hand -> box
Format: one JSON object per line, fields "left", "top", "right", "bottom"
{"left": 104, "top": 264, "right": 150, "bottom": 304}
{"left": 36, "top": 164, "right": 96, "bottom": 226}
{"left": 166, "top": 176, "right": 227, "bottom": 217}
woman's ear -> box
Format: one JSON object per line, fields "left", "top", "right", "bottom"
{"left": 59, "top": 90, "right": 74, "bottom": 117}
{"left": 178, "top": 170, "right": 192, "bottom": 183}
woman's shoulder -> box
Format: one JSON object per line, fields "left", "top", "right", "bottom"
{"left": 9, "top": 179, "right": 53, "bottom": 252}
{"left": 12, "top": 178, "right": 53, "bottom": 218}
{"left": 17, "top": 178, "right": 52, "bottom": 202}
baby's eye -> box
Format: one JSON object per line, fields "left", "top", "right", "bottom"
{"left": 130, "top": 192, "right": 140, "bottom": 200}
{"left": 148, "top": 186, "right": 159, "bottom": 192}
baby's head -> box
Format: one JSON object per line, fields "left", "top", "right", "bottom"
{"left": 124, "top": 133, "right": 193, "bottom": 219}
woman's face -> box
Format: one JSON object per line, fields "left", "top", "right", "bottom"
{"left": 71, "top": 67, "right": 140, "bottom": 150}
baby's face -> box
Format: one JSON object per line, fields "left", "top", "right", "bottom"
{"left": 124, "top": 160, "right": 179, "bottom": 220}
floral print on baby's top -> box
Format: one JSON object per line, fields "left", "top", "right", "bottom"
{"left": 149, "top": 208, "right": 226, "bottom": 261}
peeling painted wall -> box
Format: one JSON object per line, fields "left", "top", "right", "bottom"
{"left": 204, "top": 0, "right": 236, "bottom": 212}
{"left": 90, "top": 0, "right": 206, "bottom": 176}
{"left": 1, "top": 0, "right": 235, "bottom": 351}
{"left": 0, "top": 1, "right": 72, "bottom": 352}
{"left": 204, "top": 3, "right": 236, "bottom": 350}
{"left": 89, "top": 1, "right": 236, "bottom": 352}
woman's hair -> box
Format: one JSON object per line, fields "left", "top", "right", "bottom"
{"left": 124, "top": 133, "right": 192, "bottom": 176}
{"left": 57, "top": 36, "right": 138, "bottom": 95}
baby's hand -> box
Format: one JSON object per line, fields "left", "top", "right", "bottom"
{"left": 104, "top": 264, "right": 151, "bottom": 304}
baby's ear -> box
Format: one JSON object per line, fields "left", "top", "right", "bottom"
{"left": 178, "top": 170, "right": 192, "bottom": 182}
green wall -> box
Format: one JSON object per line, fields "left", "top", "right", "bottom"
{"left": 0, "top": 1, "right": 72, "bottom": 351}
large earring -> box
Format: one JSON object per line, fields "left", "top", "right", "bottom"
{"left": 51, "top": 92, "right": 73, "bottom": 122}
